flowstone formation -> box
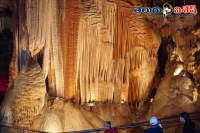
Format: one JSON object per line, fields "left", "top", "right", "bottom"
{"left": 31, "top": 100, "right": 136, "bottom": 132}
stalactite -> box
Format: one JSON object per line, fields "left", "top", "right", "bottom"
{"left": 111, "top": 1, "right": 132, "bottom": 103}
{"left": 42, "top": 1, "right": 51, "bottom": 79}
{"left": 60, "top": 0, "right": 80, "bottom": 100}
{"left": 0, "top": 17, "right": 12, "bottom": 33}
{"left": 48, "top": 44, "right": 56, "bottom": 96}
{"left": 26, "top": 0, "right": 46, "bottom": 56}
{"left": 169, "top": 15, "right": 199, "bottom": 62}
{"left": 77, "top": 0, "right": 116, "bottom": 104}
{"left": 23, "top": 0, "right": 64, "bottom": 97}
{"left": 113, "top": 1, "right": 160, "bottom": 109}
{"left": 50, "top": 0, "right": 64, "bottom": 97}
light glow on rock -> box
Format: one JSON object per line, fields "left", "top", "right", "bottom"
{"left": 173, "top": 65, "right": 183, "bottom": 76}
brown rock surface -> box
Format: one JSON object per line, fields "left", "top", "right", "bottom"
{"left": 146, "top": 59, "right": 200, "bottom": 119}
{"left": 31, "top": 100, "right": 135, "bottom": 132}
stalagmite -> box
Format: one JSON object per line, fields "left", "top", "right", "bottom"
{"left": 0, "top": 57, "right": 46, "bottom": 128}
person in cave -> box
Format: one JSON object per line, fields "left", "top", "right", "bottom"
{"left": 180, "top": 112, "right": 195, "bottom": 133}
{"left": 143, "top": 116, "right": 163, "bottom": 133}
{"left": 104, "top": 121, "right": 118, "bottom": 133}
{"left": 150, "top": 88, "right": 157, "bottom": 102}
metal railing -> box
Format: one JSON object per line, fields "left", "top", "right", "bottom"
{"left": 0, "top": 111, "right": 200, "bottom": 133}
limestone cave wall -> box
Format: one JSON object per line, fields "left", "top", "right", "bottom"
{"left": 6, "top": 0, "right": 161, "bottom": 108}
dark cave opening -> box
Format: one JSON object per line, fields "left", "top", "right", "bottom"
{"left": 194, "top": 51, "right": 200, "bottom": 62}
{"left": 157, "top": 37, "right": 175, "bottom": 77}
{"left": 0, "top": 28, "right": 13, "bottom": 104}
{"left": 0, "top": 28, "right": 13, "bottom": 77}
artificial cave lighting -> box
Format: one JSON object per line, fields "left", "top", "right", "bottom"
{"left": 150, "top": 98, "right": 153, "bottom": 103}
{"left": 0, "top": 0, "right": 200, "bottom": 133}
{"left": 173, "top": 64, "right": 183, "bottom": 76}
{"left": 193, "top": 88, "right": 198, "bottom": 102}
{"left": 88, "top": 102, "right": 95, "bottom": 106}
{"left": 56, "top": 97, "right": 60, "bottom": 100}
